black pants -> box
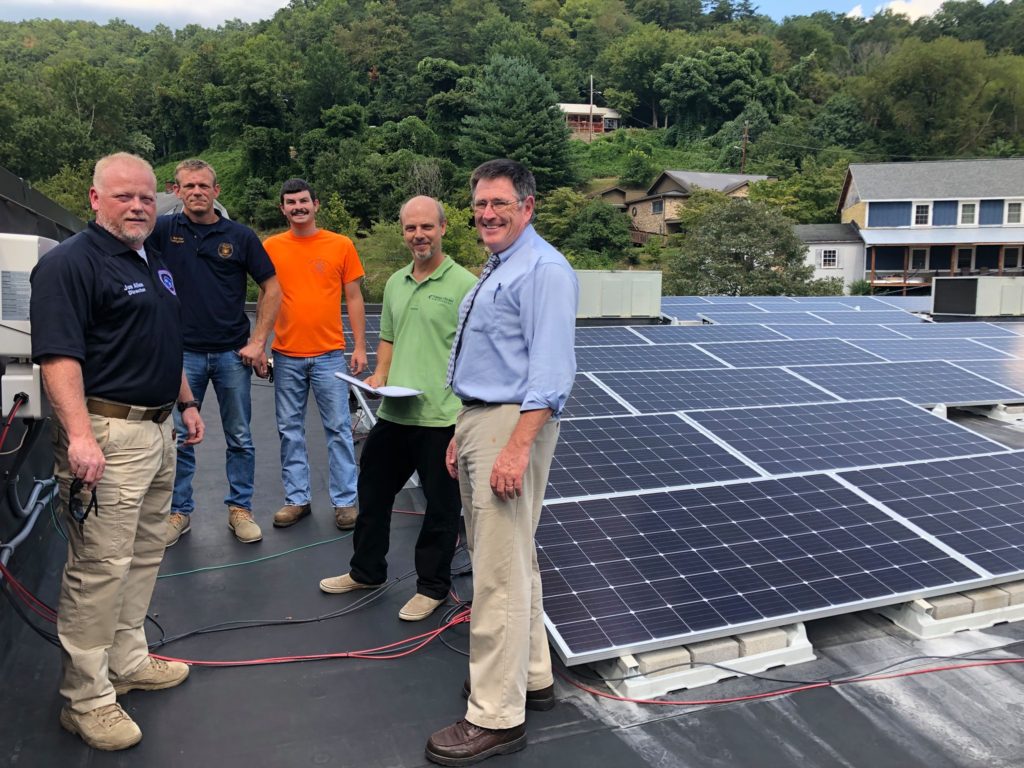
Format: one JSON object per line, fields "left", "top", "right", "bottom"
{"left": 350, "top": 418, "right": 461, "bottom": 599}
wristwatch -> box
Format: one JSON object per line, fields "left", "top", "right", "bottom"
{"left": 177, "top": 399, "right": 200, "bottom": 413}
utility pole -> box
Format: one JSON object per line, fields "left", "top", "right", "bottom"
{"left": 740, "top": 121, "right": 749, "bottom": 173}
{"left": 589, "top": 74, "right": 595, "bottom": 144}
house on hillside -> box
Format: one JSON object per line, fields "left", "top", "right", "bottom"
{"left": 557, "top": 104, "right": 621, "bottom": 140}
{"left": 795, "top": 223, "right": 865, "bottom": 288}
{"left": 838, "top": 158, "right": 1024, "bottom": 289}
{"left": 602, "top": 170, "right": 770, "bottom": 241}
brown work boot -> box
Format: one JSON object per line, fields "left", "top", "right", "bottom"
{"left": 228, "top": 506, "right": 262, "bottom": 543}
{"left": 274, "top": 503, "right": 311, "bottom": 528}
{"left": 334, "top": 505, "right": 357, "bottom": 530}
{"left": 59, "top": 702, "right": 142, "bottom": 751}
{"left": 426, "top": 719, "right": 526, "bottom": 765}
{"left": 112, "top": 656, "right": 190, "bottom": 695}
{"left": 166, "top": 512, "right": 191, "bottom": 547}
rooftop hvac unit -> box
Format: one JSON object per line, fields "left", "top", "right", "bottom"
{"left": 932, "top": 276, "right": 1024, "bottom": 318}
{"left": 576, "top": 269, "right": 662, "bottom": 319}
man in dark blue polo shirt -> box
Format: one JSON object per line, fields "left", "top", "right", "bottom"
{"left": 148, "top": 158, "right": 281, "bottom": 545}
{"left": 31, "top": 152, "right": 205, "bottom": 751}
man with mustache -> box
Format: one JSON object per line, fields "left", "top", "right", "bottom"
{"left": 147, "top": 158, "right": 281, "bottom": 546}
{"left": 31, "top": 152, "right": 205, "bottom": 750}
{"left": 263, "top": 179, "right": 367, "bottom": 531}
{"left": 318, "top": 196, "right": 476, "bottom": 622}
{"left": 426, "top": 159, "right": 578, "bottom": 765}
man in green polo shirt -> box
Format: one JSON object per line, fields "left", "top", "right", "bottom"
{"left": 318, "top": 196, "right": 476, "bottom": 621}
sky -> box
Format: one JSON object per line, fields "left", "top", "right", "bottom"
{"left": 0, "top": 0, "right": 951, "bottom": 29}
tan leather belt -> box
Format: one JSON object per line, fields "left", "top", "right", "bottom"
{"left": 86, "top": 398, "right": 174, "bottom": 424}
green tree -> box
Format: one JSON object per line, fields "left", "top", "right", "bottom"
{"left": 747, "top": 156, "right": 852, "bottom": 224}
{"left": 620, "top": 148, "right": 658, "bottom": 187}
{"left": 598, "top": 25, "right": 689, "bottom": 128}
{"left": 664, "top": 196, "right": 815, "bottom": 296}
{"left": 458, "top": 55, "right": 574, "bottom": 192}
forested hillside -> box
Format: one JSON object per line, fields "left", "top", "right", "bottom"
{"left": 3, "top": 0, "right": 1024, "bottom": 295}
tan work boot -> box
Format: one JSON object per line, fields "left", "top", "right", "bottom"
{"left": 166, "top": 512, "right": 191, "bottom": 547}
{"left": 399, "top": 593, "right": 444, "bottom": 621}
{"left": 59, "top": 702, "right": 142, "bottom": 751}
{"left": 228, "top": 506, "right": 262, "bottom": 543}
{"left": 334, "top": 505, "right": 357, "bottom": 530}
{"left": 112, "top": 656, "right": 190, "bottom": 695}
{"left": 274, "top": 503, "right": 311, "bottom": 528}
{"left": 319, "top": 572, "right": 383, "bottom": 594}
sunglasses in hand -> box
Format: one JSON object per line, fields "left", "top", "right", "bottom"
{"left": 69, "top": 478, "right": 98, "bottom": 525}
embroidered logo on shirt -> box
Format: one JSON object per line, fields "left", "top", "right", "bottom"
{"left": 428, "top": 294, "right": 455, "bottom": 306}
{"left": 157, "top": 269, "right": 177, "bottom": 295}
{"left": 218, "top": 242, "right": 234, "bottom": 258}
{"left": 313, "top": 259, "right": 327, "bottom": 274}
{"left": 170, "top": 235, "right": 185, "bottom": 245}
{"left": 123, "top": 281, "right": 146, "bottom": 296}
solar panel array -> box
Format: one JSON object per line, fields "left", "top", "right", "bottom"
{"left": 532, "top": 296, "right": 1024, "bottom": 665}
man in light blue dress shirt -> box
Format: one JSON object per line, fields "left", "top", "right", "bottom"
{"left": 426, "top": 159, "right": 578, "bottom": 766}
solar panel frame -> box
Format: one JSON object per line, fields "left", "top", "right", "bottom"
{"left": 700, "top": 311, "right": 830, "bottom": 325}
{"left": 789, "top": 360, "right": 1024, "bottom": 406}
{"left": 574, "top": 326, "right": 652, "bottom": 347}
{"left": 809, "top": 311, "right": 924, "bottom": 325}
{"left": 576, "top": 343, "right": 726, "bottom": 373}
{"left": 769, "top": 324, "right": 910, "bottom": 340}
{"left": 634, "top": 325, "right": 789, "bottom": 344}
{"left": 949, "top": 359, "right": 1024, "bottom": 393}
{"left": 682, "top": 398, "right": 1010, "bottom": 476}
{"left": 593, "top": 367, "right": 841, "bottom": 412}
{"left": 883, "top": 322, "right": 1019, "bottom": 339}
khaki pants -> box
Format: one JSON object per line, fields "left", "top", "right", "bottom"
{"left": 456, "top": 404, "right": 559, "bottom": 729}
{"left": 55, "top": 413, "right": 175, "bottom": 713}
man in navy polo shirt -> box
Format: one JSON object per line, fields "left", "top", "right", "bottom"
{"left": 148, "top": 159, "right": 281, "bottom": 545}
{"left": 31, "top": 152, "right": 205, "bottom": 750}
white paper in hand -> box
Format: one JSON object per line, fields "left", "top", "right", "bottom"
{"left": 335, "top": 371, "right": 422, "bottom": 398}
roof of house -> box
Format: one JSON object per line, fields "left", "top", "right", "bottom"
{"left": 557, "top": 103, "right": 622, "bottom": 119}
{"left": 859, "top": 225, "right": 1024, "bottom": 246}
{"left": 653, "top": 170, "right": 770, "bottom": 195}
{"left": 794, "top": 223, "right": 862, "bottom": 244}
{"left": 845, "top": 158, "right": 1024, "bottom": 202}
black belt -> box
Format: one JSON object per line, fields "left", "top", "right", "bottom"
{"left": 460, "top": 399, "right": 520, "bottom": 408}
{"left": 86, "top": 398, "right": 174, "bottom": 424}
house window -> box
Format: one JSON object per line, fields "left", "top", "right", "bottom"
{"left": 652, "top": 200, "right": 664, "bottom": 215}
{"left": 911, "top": 248, "right": 928, "bottom": 270}
{"left": 818, "top": 249, "right": 839, "bottom": 268}
{"left": 913, "top": 203, "right": 930, "bottom": 226}
{"left": 960, "top": 202, "right": 977, "bottom": 225}
{"left": 1005, "top": 247, "right": 1021, "bottom": 269}
{"left": 1007, "top": 201, "right": 1022, "bottom": 224}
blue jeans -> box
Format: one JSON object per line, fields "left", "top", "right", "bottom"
{"left": 273, "top": 350, "right": 357, "bottom": 507}
{"left": 172, "top": 350, "right": 254, "bottom": 515}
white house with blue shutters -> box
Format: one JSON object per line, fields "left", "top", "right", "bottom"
{"left": 837, "top": 158, "right": 1024, "bottom": 288}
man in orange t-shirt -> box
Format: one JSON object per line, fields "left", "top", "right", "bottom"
{"left": 263, "top": 178, "right": 367, "bottom": 531}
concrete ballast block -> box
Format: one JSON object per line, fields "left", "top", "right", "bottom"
{"left": 926, "top": 593, "right": 973, "bottom": 620}
{"left": 685, "top": 637, "right": 740, "bottom": 665}
{"left": 636, "top": 646, "right": 693, "bottom": 678}
{"left": 963, "top": 586, "right": 1010, "bottom": 613}
{"left": 736, "top": 627, "right": 788, "bottom": 657}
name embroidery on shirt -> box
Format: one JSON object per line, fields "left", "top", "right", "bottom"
{"left": 170, "top": 235, "right": 185, "bottom": 245}
{"left": 427, "top": 294, "right": 455, "bottom": 306}
{"left": 157, "top": 269, "right": 177, "bottom": 295}
{"left": 123, "top": 281, "right": 146, "bottom": 296}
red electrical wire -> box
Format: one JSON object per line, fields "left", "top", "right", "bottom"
{"left": 0, "top": 560, "right": 57, "bottom": 622}
{"left": 0, "top": 397, "right": 23, "bottom": 451}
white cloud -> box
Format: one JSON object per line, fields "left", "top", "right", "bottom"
{"left": 0, "top": 0, "right": 292, "bottom": 29}
{"left": 847, "top": 0, "right": 946, "bottom": 21}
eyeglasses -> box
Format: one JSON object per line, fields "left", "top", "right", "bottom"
{"left": 472, "top": 198, "right": 521, "bottom": 214}
{"left": 69, "top": 478, "right": 98, "bottom": 525}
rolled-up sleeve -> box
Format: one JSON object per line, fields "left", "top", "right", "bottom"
{"left": 522, "top": 261, "right": 578, "bottom": 415}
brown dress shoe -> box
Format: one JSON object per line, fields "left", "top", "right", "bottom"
{"left": 273, "top": 503, "right": 311, "bottom": 528}
{"left": 334, "top": 505, "right": 357, "bottom": 530}
{"left": 425, "top": 719, "right": 526, "bottom": 766}
{"left": 461, "top": 679, "right": 556, "bottom": 711}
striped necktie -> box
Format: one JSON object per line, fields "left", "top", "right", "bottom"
{"left": 446, "top": 252, "right": 502, "bottom": 387}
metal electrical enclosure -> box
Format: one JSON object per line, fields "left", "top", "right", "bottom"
{"left": 932, "top": 276, "right": 1024, "bottom": 317}
{"left": 575, "top": 270, "right": 662, "bottom": 318}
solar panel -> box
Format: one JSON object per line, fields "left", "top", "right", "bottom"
{"left": 991, "top": 323, "right": 1024, "bottom": 336}
{"left": 635, "top": 325, "right": 788, "bottom": 344}
{"left": 539, "top": 475, "right": 981, "bottom": 664}
{"left": 841, "top": 452, "right": 1024, "bottom": 576}
{"left": 698, "top": 339, "right": 885, "bottom": 368}
{"left": 752, "top": 301, "right": 870, "bottom": 312}
{"left": 884, "top": 322, "right": 1018, "bottom": 339}
{"left": 791, "top": 360, "right": 1024, "bottom": 406}
{"left": 684, "top": 399, "right": 1009, "bottom": 476}
{"left": 545, "top": 413, "right": 761, "bottom": 500}
{"left": 810, "top": 311, "right": 923, "bottom": 324}
{"left": 687, "top": 303, "right": 766, "bottom": 313}
{"left": 822, "top": 296, "right": 908, "bottom": 310}
{"left": 593, "top": 368, "right": 839, "bottom": 412}
{"left": 561, "top": 374, "right": 635, "bottom": 419}
{"left": 963, "top": 336, "right": 1024, "bottom": 357}
{"left": 704, "top": 296, "right": 789, "bottom": 304}
{"left": 574, "top": 326, "right": 651, "bottom": 347}
{"left": 770, "top": 324, "right": 909, "bottom": 340}
{"left": 874, "top": 295, "right": 933, "bottom": 311}
{"left": 661, "top": 296, "right": 714, "bottom": 306}
{"left": 847, "top": 338, "right": 1015, "bottom": 362}
{"left": 950, "top": 359, "right": 1024, "bottom": 393}
{"left": 700, "top": 311, "right": 830, "bottom": 325}
{"left": 576, "top": 344, "right": 725, "bottom": 372}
